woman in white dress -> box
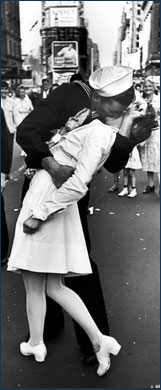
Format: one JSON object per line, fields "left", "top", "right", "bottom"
{"left": 8, "top": 113, "right": 121, "bottom": 373}
{"left": 8, "top": 66, "right": 146, "bottom": 375}
{"left": 139, "top": 77, "right": 160, "bottom": 194}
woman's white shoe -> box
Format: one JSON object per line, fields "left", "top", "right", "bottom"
{"left": 118, "top": 188, "right": 128, "bottom": 197}
{"left": 96, "top": 335, "right": 121, "bottom": 376}
{"left": 20, "top": 341, "right": 47, "bottom": 362}
{"left": 128, "top": 188, "right": 137, "bottom": 198}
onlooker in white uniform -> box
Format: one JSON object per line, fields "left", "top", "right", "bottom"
{"left": 1, "top": 81, "right": 16, "bottom": 165}
{"left": 14, "top": 84, "right": 33, "bottom": 156}
{"left": 14, "top": 84, "right": 33, "bottom": 127}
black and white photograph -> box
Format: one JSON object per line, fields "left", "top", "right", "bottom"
{"left": 1, "top": 0, "right": 160, "bottom": 388}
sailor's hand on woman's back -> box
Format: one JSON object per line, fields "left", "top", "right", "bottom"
{"left": 23, "top": 216, "right": 41, "bottom": 234}
{"left": 41, "top": 157, "right": 75, "bottom": 189}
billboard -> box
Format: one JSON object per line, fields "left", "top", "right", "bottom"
{"left": 49, "top": 7, "right": 78, "bottom": 27}
{"left": 52, "top": 41, "right": 78, "bottom": 69}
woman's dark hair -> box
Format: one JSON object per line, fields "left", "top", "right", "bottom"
{"left": 100, "top": 85, "right": 135, "bottom": 108}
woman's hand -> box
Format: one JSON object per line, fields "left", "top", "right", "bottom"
{"left": 23, "top": 216, "right": 41, "bottom": 234}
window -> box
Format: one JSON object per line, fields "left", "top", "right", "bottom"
{"left": 16, "top": 43, "right": 19, "bottom": 57}
{"left": 9, "top": 40, "right": 12, "bottom": 55}
{"left": 14, "top": 42, "right": 16, "bottom": 57}
{"left": 18, "top": 44, "right": 21, "bottom": 57}
{"left": 136, "top": 33, "right": 139, "bottom": 49}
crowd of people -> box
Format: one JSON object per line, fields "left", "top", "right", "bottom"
{"left": 1, "top": 66, "right": 160, "bottom": 378}
{"left": 107, "top": 76, "right": 160, "bottom": 197}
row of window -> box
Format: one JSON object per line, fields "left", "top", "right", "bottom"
{"left": 8, "top": 38, "right": 21, "bottom": 58}
{"left": 1, "top": 14, "right": 20, "bottom": 35}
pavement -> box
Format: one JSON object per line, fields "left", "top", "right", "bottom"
{"left": 1, "top": 141, "right": 160, "bottom": 388}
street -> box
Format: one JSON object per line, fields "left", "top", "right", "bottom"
{"left": 1, "top": 141, "right": 160, "bottom": 388}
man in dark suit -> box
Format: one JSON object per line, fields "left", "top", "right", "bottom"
{"left": 29, "top": 77, "right": 51, "bottom": 108}
{"left": 35, "top": 77, "right": 50, "bottom": 106}
{"left": 16, "top": 66, "right": 150, "bottom": 365}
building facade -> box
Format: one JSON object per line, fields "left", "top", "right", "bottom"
{"left": 113, "top": 26, "right": 122, "bottom": 65}
{"left": 141, "top": 0, "right": 160, "bottom": 76}
{"left": 114, "top": 1, "right": 160, "bottom": 82}
{"left": 118, "top": 1, "right": 143, "bottom": 71}
{"left": 40, "top": 0, "right": 99, "bottom": 82}
{"left": 1, "top": 1, "right": 31, "bottom": 86}
{"left": 1, "top": 1, "right": 22, "bottom": 84}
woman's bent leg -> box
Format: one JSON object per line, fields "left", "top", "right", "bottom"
{"left": 66, "top": 259, "right": 109, "bottom": 353}
{"left": 22, "top": 271, "right": 46, "bottom": 346}
{"left": 47, "top": 274, "right": 121, "bottom": 375}
{"left": 47, "top": 274, "right": 102, "bottom": 351}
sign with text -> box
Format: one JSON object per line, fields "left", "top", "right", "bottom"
{"left": 47, "top": 1, "right": 79, "bottom": 7}
{"left": 52, "top": 41, "right": 78, "bottom": 69}
{"left": 49, "top": 7, "right": 78, "bottom": 27}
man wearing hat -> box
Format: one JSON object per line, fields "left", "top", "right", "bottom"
{"left": 16, "top": 65, "right": 152, "bottom": 365}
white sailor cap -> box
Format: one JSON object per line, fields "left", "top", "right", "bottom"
{"left": 89, "top": 66, "right": 133, "bottom": 97}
